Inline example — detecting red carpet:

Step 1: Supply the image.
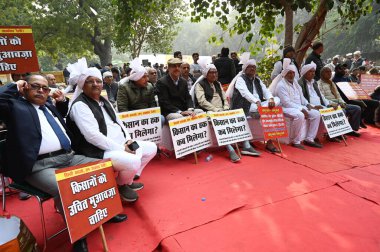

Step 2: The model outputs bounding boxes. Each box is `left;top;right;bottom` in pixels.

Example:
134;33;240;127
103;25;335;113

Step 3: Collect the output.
2;127;380;251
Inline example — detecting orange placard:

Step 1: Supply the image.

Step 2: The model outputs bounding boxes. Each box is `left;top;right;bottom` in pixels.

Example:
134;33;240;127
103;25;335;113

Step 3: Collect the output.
336;82;371;100
0;26;39;74
360;74;380;95
55;159;123;243
258;106;288;140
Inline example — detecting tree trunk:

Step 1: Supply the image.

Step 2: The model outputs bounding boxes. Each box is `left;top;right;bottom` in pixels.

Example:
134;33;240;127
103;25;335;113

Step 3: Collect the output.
92;36;112;67
294;0;329;66
283;1;293;46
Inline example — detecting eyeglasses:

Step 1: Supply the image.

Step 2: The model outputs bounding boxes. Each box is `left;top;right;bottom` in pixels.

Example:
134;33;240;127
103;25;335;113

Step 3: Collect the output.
28;83;50;93
84;79;103;85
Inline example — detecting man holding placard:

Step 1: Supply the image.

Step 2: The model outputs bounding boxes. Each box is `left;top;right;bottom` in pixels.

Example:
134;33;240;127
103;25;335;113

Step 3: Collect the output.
318;67;362;137
66;58;157;203
194;61;241;162
299;62;361;139
230;54;280;153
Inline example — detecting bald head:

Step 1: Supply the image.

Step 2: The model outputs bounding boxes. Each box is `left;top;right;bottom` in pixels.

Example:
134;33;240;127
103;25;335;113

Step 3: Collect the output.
45;74;57;87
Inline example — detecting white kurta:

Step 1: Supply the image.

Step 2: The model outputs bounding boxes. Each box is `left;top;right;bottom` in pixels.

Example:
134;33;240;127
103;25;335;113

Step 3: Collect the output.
70;100;157;185
276;79;321;144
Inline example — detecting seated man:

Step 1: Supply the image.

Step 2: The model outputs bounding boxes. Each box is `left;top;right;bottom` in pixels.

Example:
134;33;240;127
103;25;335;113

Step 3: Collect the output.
274;64;322;149
230;58;281;153
318;66;362;137
117;60;156;112
333;63;379;127
156;58;203;121
102;71;118;107
194;63;241;162
66;64;157;203
0;75;126;252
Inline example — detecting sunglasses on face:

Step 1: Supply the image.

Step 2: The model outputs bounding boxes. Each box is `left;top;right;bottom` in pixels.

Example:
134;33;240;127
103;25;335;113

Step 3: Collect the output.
28;83;50;93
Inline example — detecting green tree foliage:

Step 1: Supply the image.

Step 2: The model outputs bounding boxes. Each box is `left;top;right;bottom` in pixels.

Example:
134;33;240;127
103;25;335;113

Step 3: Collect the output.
113;0;185;58
190;0;380;65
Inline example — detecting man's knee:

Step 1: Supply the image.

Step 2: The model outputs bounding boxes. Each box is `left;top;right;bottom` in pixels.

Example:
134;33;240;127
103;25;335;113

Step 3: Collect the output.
166;113;183;121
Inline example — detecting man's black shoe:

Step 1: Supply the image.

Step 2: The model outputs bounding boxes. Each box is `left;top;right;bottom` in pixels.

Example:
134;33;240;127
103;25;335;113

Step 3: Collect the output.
107;214;127;223
360;121;367;128
346;131;361;137
19;192;31;200
73;238;88;252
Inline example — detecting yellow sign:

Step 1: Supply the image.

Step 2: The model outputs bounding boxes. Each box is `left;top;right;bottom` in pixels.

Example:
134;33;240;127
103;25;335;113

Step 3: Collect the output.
55;161;113;181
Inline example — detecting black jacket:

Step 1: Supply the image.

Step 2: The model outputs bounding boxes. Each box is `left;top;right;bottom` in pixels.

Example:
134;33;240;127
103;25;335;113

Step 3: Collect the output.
305;51;324;81
214;56;236;84
156;74;194;116
0;84;71;182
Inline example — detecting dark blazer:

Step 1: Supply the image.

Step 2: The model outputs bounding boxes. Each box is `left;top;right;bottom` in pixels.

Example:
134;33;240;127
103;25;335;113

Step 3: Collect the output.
214;56;236;84
0;83;70;182
156;74;194;116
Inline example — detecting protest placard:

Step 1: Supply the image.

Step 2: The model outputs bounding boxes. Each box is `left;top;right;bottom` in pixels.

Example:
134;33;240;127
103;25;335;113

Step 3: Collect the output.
118;107;162;143
209;109;252;146
0;26;39;73
320;106;353;138
55;159;123;243
336;82;371;100
360;74;380;95
258;107;288;140
169;113;212;158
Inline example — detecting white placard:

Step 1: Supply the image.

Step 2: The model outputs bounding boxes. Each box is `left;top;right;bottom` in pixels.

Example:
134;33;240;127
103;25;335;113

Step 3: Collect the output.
118;107;162;143
320;106;353;138
209;109;253;146
169;113;212;158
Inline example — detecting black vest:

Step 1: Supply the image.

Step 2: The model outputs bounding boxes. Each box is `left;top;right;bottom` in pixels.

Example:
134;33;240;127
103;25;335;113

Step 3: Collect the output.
66;93;126;159
231;75;265;115
194;79;225;110
300;77;325;106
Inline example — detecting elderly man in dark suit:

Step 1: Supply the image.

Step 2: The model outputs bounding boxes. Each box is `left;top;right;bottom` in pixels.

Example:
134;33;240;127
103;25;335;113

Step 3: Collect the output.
0;74;126;252
156;58;203;121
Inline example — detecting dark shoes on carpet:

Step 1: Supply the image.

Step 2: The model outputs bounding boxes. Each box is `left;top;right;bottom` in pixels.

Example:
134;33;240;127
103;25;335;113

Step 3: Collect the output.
346;131;361;137
303;140;323;148
128;182;144;191
265;141;281;153
133;174;140;180
328;137;341;143
291;143;306;150
229;151;241;162
73;238;88;252
107;213;128;223
18;192;31;200
241;147;261;156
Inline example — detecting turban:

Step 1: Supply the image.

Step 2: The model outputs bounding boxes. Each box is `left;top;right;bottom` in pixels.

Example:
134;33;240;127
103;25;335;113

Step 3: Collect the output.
300;61;316;77
119;58;147;85
198;57;217;77
67;57;102;103
242;59;257;72
269;58;297;95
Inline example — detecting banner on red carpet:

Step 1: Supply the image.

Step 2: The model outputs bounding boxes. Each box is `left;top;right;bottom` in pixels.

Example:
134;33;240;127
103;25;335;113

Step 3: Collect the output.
169;113;212;158
258;107;288;140
208;109;252;146
118;107;162;143
319;106;353;138
336;82;371;100
55;159;123;243
0;26;39;73
360;74;380;95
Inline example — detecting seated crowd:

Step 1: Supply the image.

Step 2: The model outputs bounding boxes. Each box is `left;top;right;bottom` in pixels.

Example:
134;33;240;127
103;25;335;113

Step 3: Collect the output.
1;44;379;252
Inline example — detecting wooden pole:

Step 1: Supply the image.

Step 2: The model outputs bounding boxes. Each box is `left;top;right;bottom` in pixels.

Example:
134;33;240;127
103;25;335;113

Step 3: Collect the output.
341;135;348;146
99;225;109;252
194;152;198;164
276;138;283;154
235;143;241;158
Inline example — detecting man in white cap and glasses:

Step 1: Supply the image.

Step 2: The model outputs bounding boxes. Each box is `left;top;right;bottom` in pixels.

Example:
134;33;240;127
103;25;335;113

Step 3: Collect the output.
271;59;322;150
157;58;203;121
66;58;157;204
351;51;364;69
230;54;281;153
102;71;118;107
193;60;241;162
117;59;156;112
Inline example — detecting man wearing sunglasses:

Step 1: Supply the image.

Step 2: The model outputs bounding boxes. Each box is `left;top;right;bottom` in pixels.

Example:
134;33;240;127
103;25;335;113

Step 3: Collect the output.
0;75;127;252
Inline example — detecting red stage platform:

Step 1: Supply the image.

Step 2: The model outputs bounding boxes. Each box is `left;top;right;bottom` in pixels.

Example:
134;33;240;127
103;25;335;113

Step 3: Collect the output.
2;127;380;252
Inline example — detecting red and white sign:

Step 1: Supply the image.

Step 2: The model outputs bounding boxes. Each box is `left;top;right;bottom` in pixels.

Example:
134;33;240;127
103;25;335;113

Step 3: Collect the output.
336;82;371;100
55;159;123;243
360;74;380;95
258;107;288;140
0;26;39;74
